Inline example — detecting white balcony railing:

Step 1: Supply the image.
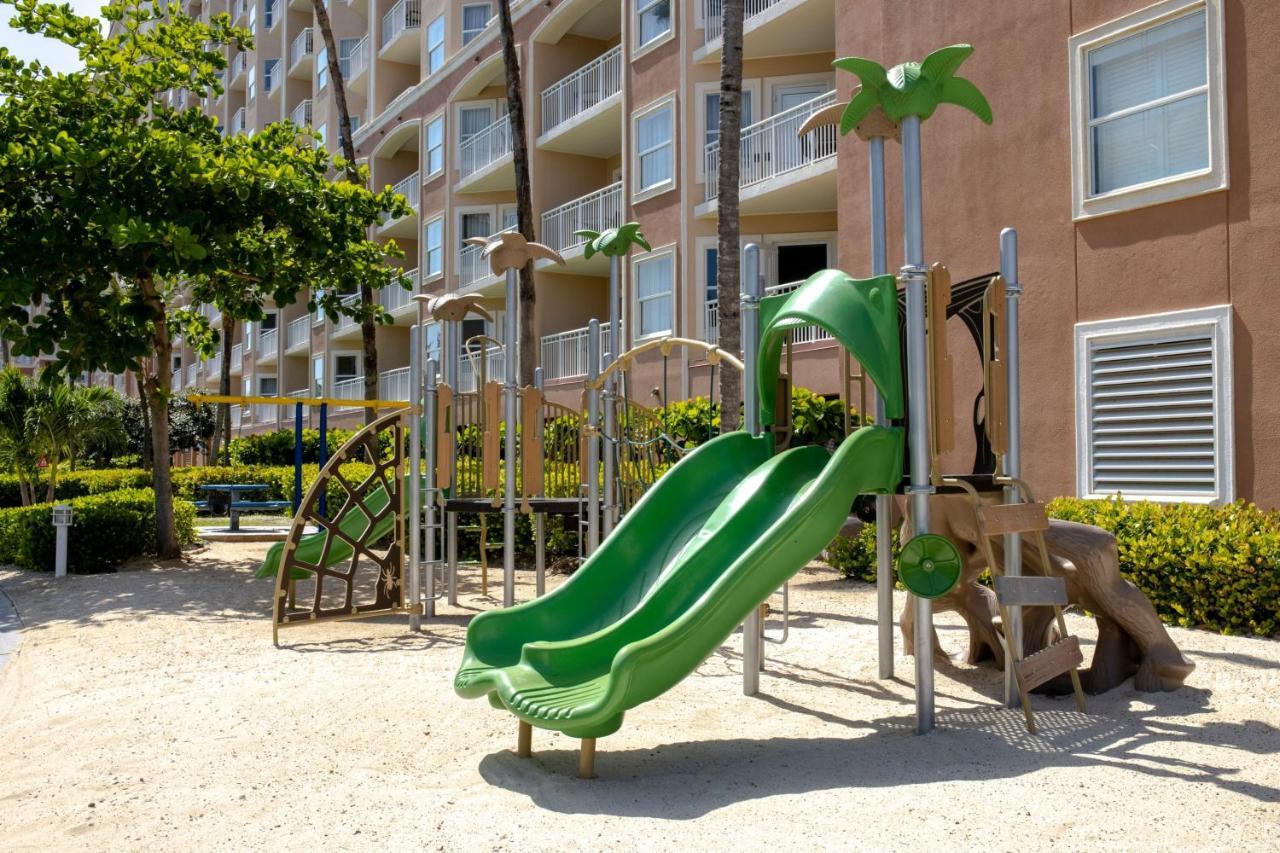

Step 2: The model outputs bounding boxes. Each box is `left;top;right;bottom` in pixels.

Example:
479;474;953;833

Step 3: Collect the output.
231;107;246;135
540;45;622;135
378;366;412;401
703;0;782;45
540;181;622;254
230;404;242;428
381;171;420;226
286;315;310;350
380;0;421;47
255;398;278;423
231;51;247;80
292;99;313;128
290;27;314;68
457;346;505;393
335;292;362;331
380;269;418;313
186;363;198;386
342;34;370;79
258;327;278;359
332;375;364;409
704;91;838;203
459;114;512;181
231;342;243;372
704;280;830;344
539;323;613;382
206;352;222;378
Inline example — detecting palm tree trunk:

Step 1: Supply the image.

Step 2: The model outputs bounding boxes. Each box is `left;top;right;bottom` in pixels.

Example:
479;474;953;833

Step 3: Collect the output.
213;312;234;465
496;0;537;387
716;0;745;432
138;274;181;559
311;0;379;424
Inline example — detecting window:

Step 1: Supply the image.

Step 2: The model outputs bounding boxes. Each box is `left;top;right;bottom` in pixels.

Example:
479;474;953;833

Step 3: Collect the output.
462;4;490;44
636;0;671;50
313;291;325;324
312;355;324;396
260;313;278;331
424;217;444;277
263;59;278;94
334;354;359;381
634;100;674;196
248;2;257;36
247;65;256;100
461;211;491;244
316;46;328;90
264;0;276;30
339;37;360;78
427;15;445;73
1069;0;1226;219
634;251;674;339
459;104;493;144
258;375;278;396
425;323;441;367
425;116;444;175
704;89;753;148
1074;304;1233;504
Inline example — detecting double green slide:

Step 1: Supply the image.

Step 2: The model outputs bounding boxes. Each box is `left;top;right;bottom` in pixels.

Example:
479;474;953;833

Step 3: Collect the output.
455;269;906;740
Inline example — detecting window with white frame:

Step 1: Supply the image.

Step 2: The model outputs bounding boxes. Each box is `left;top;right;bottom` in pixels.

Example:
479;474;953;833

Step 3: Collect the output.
704;89;753;148
247;64;256;100
316;46;328;90
460;210;491;244
424;217;444;277
248;2;257;36
258;375;278;396
312;355;324;395
427;16;445;73
263;58;279;94
634;250;674;339
458;103;494;146
339;37;360;77
1069;0;1226;219
425;115;444;175
334;353;359;381
462;3;490;44
1074;304;1233;504
264;0;276;30
634;99;674;196
636;0;671;50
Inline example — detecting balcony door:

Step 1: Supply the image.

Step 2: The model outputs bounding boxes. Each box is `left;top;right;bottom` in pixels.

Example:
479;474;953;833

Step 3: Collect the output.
774;242;828;289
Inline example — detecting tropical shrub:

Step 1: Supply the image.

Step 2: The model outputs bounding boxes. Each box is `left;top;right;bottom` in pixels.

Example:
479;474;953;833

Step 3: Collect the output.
0;488;197;573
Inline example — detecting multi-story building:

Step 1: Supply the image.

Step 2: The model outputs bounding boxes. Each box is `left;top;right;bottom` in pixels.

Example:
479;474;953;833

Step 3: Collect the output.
48;0;1280;507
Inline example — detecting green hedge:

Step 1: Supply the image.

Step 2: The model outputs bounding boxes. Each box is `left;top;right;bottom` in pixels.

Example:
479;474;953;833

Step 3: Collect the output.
0;489;197;573
824;497;1280;637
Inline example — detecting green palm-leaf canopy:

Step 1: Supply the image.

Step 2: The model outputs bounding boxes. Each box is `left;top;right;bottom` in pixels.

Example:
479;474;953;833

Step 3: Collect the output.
833;44;992;134
575;222;652;260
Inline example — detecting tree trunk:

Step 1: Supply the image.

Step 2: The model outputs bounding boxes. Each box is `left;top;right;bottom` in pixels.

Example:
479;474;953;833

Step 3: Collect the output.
496;0;537;387
215;312;234;465
360;291;378;425
716;0;745;432
138;373;154;473
138;275;181;559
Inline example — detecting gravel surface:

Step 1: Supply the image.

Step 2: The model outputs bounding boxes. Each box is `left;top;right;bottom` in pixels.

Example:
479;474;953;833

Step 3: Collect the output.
0;541;1276;851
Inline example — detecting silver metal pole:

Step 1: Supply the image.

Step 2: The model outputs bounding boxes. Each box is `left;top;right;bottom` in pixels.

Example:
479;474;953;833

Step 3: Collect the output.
446;319;459;606
741;243;763;696
584;320;601;554
424;358;438;618
602;254;621;536
408;324;422;631
901;115;935;734
503;268;518;608
869;135;894;681
534;366;546;597
1000;227;1023;706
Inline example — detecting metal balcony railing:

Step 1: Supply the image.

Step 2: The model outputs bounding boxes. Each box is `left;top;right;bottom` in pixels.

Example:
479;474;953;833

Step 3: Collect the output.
458;114;512;181
286;315;310;350
335;292;362;331
540;181;622;253
230;404;241;428
380;269;417;313
186;363;198;386
703;0;782;44
380;0;421;47
381;171;420;226
540;45;622;135
258;327;278;359
292;99;313;128
378;366;412;401
231;343;243;372
231;51;247;80
703;90;838;203
231;107;246;135
290;27;314;69
342;34;370;79
206;352;222;378
704;280;828;343
539;323;613;382
457;346;505;393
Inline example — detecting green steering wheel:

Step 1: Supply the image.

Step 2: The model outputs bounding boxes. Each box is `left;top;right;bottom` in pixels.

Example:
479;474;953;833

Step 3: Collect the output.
897;533;962;599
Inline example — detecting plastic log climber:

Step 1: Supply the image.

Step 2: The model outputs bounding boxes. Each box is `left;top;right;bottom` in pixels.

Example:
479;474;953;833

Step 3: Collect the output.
453;269;905;778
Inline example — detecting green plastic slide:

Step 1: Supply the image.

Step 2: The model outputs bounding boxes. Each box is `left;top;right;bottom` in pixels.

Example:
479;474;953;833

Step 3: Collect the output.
255;482;395;580
454;424;902;738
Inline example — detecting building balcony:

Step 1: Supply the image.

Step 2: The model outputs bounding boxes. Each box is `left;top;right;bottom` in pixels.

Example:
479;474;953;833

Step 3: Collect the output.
230;404;242;428
457;239;505;293
537;44;623;156
378;171;420;238
380;0;421;64
457;114;513;193
230;343;243;374
703;280;829;344
185;363;199;387
697;90;838;218
231;107;247;136
380;268;419;321
457;345;505;393
289;28;314;79
540;322;613;383
206;352;222;379
341;34;370;86
231;0;246;22
539;180;622;274
333;292;363;339
258;327;278;360
230;51;247;89
696;0;835;64
285;315;310;354
378;366;412;401
291;99;313;129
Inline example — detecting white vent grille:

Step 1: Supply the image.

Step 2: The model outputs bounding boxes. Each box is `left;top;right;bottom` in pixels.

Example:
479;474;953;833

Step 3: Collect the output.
1076;305;1233;504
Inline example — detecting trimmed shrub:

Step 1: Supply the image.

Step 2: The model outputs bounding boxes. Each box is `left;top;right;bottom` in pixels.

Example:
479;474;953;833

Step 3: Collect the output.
0;489;197;573
825;521;900;584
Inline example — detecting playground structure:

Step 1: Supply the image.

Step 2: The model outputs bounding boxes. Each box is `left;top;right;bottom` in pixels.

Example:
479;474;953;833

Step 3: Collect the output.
260;44;1194;776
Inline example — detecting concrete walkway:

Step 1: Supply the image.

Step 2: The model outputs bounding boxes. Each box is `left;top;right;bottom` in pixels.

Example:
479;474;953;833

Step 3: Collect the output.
0;587;20;674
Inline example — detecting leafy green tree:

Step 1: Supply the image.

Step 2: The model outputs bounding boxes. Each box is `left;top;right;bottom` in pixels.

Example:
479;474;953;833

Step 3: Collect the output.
0;0;409;556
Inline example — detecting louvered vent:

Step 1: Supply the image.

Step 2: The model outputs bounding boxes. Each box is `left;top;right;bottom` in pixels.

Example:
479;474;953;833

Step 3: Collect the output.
1087;334;1217;498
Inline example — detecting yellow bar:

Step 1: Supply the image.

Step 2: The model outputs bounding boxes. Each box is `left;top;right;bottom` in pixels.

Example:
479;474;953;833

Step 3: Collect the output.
188;393;415;411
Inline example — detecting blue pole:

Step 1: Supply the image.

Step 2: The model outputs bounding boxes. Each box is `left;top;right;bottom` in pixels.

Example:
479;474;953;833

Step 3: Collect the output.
318;403;328;517
293;401;303;514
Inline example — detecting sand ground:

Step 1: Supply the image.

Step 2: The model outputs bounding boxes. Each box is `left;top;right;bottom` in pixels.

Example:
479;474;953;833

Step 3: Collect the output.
0;540;1277;852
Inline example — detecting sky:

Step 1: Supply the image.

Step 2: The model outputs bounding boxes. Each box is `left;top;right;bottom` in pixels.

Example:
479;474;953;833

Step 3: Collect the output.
0;0;104;74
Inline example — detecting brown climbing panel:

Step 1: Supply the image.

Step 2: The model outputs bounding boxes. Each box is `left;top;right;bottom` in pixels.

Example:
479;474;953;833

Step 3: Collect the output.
521;385;544;511
482;381;501;496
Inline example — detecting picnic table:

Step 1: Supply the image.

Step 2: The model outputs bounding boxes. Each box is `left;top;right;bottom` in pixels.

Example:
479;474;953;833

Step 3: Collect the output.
198;484;289;531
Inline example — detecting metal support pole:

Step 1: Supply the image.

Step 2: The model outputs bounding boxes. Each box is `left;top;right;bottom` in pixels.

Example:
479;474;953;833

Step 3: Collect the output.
602;254;621;537
741;243;764;696
408;324;423;631
584;320;602;555
901;115;935;734
1000;227;1023;706
424;358;438;618
534;367;546;597
503;268;518;608
446;319;459;605
869;134;895;681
